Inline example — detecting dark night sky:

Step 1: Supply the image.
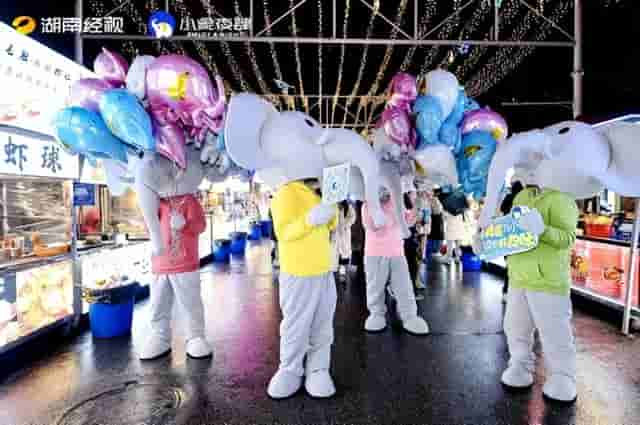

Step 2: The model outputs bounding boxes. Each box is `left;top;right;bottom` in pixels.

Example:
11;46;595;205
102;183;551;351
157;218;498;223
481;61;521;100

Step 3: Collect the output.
1;0;638;131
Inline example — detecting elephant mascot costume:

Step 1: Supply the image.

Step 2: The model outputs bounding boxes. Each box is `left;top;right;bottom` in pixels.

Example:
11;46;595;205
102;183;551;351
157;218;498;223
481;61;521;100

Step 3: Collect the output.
478;121;640;402
107;143;231;361
224;93;386;399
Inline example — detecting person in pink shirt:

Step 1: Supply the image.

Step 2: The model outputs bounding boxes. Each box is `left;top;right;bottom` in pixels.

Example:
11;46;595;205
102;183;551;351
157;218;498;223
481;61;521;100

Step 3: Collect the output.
362;188;430;335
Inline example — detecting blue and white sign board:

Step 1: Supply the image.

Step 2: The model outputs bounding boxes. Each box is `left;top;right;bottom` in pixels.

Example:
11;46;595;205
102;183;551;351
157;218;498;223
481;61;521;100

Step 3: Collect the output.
478;206;539;261
73;182;95;206
0;131;78;179
322;162;351;205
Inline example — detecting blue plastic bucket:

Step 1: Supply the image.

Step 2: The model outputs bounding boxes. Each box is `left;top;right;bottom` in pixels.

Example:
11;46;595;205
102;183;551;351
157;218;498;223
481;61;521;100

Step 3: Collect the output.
213;239;231;263
248;222;262;240
260;220;273;239
87;283;139;338
230;232;248;255
461;252;482;271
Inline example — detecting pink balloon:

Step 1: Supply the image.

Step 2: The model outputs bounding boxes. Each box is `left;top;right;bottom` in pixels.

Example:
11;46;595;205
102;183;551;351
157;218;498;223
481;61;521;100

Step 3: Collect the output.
389;72;417;110
153;120;187;169
381;106;415;150
146;55;225;141
461;107;509;141
68;78;114;111
94;48;129;87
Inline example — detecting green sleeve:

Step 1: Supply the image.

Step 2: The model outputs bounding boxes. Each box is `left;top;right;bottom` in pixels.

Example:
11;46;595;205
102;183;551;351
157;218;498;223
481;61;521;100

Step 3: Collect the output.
540;194;579;249
271;187;314;242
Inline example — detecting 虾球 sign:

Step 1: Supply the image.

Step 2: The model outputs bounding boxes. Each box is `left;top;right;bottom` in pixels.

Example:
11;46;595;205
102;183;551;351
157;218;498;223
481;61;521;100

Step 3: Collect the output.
478;206;539;261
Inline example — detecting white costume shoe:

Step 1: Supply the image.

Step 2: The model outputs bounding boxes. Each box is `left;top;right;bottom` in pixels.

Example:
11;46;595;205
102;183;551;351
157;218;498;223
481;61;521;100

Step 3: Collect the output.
186;337;213;359
501;364;534;388
267;369;303;399
364;314;387;332
139;337;171;360
305;370;336;398
543;375;577;403
402;317;430;335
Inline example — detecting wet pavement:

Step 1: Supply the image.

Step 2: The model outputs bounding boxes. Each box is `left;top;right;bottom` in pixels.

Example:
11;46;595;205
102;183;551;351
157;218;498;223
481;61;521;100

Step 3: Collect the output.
0;241;638;425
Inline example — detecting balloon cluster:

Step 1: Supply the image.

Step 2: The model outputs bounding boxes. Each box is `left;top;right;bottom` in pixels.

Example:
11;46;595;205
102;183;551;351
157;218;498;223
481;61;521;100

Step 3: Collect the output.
378;69;508;200
53;47;245;179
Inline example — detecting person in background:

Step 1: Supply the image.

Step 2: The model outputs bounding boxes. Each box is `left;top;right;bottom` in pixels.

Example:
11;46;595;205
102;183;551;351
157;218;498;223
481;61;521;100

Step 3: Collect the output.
80;206;101;235
403;191;423;297
499;179;525;302
334;201;356;282
427;191;445;263
350;200;366;285
362;187;429;335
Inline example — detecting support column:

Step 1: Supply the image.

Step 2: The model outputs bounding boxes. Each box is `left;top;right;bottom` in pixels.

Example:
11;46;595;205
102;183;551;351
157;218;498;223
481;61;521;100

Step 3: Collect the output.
75;0;84;65
494;0;500;40
622;199;640;335
572;0;583;118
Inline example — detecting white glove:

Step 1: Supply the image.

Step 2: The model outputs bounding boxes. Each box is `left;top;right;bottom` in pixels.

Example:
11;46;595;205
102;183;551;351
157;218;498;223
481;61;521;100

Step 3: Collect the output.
170;212;186;231
307;204;337;226
200;142;220;165
518;210;545;236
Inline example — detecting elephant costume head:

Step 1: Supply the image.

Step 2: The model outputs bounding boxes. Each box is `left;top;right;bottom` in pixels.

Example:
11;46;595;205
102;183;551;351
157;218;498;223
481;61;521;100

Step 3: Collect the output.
479;120;640;228
224;93;386;228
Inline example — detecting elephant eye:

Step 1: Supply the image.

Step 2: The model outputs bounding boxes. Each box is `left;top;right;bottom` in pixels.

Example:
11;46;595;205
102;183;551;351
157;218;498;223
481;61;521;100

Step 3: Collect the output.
558;127;570;134
304;119;316;127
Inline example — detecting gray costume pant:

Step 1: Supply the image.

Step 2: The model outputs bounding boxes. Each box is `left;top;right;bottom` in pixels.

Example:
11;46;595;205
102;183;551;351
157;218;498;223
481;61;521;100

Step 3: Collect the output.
278;272;337;377
148;271;206;344
505;287;577;384
364;256;418;322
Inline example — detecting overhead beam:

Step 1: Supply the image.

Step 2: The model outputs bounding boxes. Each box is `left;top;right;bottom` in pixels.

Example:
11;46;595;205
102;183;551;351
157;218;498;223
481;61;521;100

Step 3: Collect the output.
81;34;575;47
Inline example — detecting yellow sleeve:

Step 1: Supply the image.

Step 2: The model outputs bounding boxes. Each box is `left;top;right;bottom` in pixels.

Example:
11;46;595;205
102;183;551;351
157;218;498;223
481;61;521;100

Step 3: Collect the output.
327;211;338;231
271;186;314;242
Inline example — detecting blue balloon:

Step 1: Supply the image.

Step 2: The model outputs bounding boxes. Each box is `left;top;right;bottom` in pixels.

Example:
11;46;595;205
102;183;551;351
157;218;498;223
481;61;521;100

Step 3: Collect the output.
216;132;226;152
53;106;129;163
447;91;466;126
438;121;462;153
456;130;497;199
463;94;481;113
414;95;444;150
99;88;155;152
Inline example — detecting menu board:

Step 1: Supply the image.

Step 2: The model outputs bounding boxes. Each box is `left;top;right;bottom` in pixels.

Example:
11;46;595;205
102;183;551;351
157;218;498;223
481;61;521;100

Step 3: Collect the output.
571;239;639;307
0;22;96;136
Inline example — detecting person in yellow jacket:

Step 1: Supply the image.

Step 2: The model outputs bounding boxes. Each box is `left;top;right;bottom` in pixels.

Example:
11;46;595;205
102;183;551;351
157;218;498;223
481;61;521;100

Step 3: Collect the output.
267;179;339;399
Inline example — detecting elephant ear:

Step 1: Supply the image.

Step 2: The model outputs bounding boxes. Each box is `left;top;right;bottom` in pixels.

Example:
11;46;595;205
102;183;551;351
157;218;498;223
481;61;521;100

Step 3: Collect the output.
597;122;640;197
225;93;279;171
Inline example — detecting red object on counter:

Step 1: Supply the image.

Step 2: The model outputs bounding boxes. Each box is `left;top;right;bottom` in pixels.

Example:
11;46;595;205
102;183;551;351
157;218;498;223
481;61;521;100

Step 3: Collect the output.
584;223;613;238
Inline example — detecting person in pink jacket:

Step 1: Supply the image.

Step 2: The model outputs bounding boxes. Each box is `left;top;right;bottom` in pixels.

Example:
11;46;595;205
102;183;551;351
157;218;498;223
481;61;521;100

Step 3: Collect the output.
362;188;430;335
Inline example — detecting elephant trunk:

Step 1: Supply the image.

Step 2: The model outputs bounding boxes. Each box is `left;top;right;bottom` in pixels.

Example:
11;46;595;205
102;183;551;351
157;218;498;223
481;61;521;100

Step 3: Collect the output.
323;128;386;228
478;130;550;229
133;155;164;256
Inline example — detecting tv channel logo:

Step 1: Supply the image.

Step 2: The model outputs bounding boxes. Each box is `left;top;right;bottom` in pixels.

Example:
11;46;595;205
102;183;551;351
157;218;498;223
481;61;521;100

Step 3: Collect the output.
148;11;175;39
12;16;37;35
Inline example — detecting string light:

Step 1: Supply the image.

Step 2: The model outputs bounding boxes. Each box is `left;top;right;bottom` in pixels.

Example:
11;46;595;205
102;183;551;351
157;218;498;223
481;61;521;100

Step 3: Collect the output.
466;1;571;96
419;0;464;77
331;0;351;125
262;0;286;109
356;0;409;124
289;0;308;113
399;0;437;71
341;0;380;127
233;0;271;96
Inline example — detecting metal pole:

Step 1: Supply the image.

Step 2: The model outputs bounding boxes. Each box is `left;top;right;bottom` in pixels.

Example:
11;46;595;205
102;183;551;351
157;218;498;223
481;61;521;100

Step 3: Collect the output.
165;0;169;12
494;0;500;40
622;199;640;335
75;0;83;65
82;33;576;47
414;0;418;39
572;0;583;118
250;0;254;36
333;0;337;38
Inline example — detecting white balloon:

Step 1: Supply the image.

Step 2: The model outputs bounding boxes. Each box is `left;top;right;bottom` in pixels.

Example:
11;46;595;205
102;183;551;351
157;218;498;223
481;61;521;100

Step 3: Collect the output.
255;167;289;190
423;69;459;119
413;144;459;188
125;55;156;100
